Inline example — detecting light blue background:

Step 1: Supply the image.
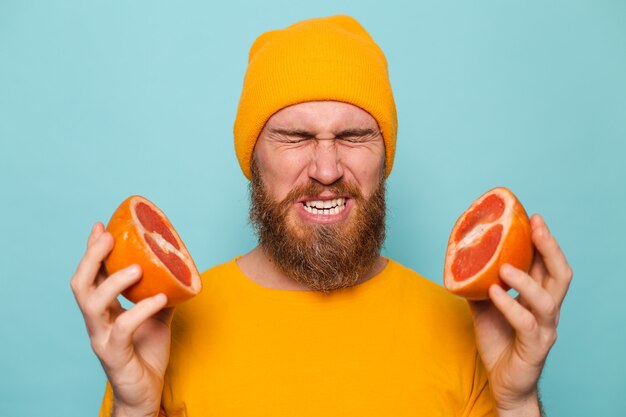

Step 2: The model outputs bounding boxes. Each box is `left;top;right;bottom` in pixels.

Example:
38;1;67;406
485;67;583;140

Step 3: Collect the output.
1;1;625;415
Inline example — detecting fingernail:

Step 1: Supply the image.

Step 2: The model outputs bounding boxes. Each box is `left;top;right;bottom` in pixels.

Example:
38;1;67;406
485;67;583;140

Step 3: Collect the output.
154;293;167;304
490;284;506;297
96;232;107;243
126;265;140;275
501;264;513;275
544;224;551;237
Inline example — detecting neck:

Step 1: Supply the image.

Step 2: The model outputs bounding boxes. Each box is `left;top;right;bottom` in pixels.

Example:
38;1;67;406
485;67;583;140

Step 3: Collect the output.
236;246;387;291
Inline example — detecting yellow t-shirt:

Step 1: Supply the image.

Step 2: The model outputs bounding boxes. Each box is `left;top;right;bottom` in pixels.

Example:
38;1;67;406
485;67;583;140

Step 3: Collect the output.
100;258;496;416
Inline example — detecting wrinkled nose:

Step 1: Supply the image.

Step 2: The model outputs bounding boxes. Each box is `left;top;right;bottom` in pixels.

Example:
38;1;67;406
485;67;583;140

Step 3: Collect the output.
307;139;344;185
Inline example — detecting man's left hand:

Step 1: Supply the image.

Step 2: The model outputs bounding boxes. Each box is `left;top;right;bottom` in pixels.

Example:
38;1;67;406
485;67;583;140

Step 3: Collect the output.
468;213;572;416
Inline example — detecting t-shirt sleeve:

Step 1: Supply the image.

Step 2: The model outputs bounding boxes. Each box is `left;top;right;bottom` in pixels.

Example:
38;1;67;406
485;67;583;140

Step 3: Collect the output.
462;352;498;417
98;381;114;417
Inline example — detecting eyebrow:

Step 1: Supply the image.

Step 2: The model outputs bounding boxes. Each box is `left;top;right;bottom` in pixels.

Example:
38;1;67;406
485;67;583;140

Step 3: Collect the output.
267;127;379;138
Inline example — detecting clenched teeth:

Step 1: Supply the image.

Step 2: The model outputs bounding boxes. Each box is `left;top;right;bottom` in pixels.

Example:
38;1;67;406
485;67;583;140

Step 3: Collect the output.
303;198;347;215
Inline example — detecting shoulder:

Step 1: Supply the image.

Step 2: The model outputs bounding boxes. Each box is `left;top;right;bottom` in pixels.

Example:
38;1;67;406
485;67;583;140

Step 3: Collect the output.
384;258;475;335
171;257;240;324
190;256;242;298
386;259;468;309
199;257;239;282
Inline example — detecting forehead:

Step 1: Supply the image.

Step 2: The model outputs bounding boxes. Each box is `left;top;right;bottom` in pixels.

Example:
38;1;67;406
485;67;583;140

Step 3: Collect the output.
265;101;379;131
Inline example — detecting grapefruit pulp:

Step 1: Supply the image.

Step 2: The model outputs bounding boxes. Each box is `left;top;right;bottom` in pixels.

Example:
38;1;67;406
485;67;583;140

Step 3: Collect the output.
443;187;533;300
104;195;202;306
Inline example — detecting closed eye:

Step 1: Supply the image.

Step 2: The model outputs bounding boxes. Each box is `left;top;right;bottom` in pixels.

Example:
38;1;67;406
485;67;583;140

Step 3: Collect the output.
267;127;381;144
268;128;316;143
335;128;382;143
337;135;371;144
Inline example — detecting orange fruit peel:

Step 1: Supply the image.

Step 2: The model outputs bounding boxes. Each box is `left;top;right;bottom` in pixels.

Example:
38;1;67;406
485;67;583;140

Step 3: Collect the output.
104;195;202;306
443;187;534;300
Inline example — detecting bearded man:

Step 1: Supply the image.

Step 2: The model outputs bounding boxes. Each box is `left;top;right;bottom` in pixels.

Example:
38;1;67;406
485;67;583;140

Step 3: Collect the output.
71;15;572;417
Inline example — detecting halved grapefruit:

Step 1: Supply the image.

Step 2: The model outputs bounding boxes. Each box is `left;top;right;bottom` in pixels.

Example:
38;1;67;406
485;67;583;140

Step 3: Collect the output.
443;187;534;300
104;195;202;306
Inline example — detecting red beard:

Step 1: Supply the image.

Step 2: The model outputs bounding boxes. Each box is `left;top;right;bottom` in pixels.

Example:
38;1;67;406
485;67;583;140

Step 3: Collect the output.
249;161;386;292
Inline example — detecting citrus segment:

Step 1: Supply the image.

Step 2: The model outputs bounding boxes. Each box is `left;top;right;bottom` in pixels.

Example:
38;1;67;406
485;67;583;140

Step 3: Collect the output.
452;224;502;281
444;187;533;300
104;195;202;306
454;194;505;243
136;202;180;250
144;233;192;286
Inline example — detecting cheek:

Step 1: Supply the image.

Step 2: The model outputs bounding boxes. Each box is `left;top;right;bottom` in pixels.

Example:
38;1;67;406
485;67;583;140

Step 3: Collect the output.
343;151;385;195
257;157;308;202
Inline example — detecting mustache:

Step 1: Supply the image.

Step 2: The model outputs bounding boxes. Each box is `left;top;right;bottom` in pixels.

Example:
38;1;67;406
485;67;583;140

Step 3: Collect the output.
280;180;364;207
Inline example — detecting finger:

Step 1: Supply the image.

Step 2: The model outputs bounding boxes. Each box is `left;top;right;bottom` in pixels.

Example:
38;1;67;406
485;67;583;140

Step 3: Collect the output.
94;264;109;287
85;265;142;320
528;249;548;284
488;284;538;341
519;250;546;311
530;214;573;303
86;222;105;249
153;307;176;327
500;264;558;328
71;232;114;299
108;294;169;350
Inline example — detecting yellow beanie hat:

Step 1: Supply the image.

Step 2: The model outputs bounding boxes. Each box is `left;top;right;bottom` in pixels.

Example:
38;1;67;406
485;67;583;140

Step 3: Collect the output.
233;15;398;179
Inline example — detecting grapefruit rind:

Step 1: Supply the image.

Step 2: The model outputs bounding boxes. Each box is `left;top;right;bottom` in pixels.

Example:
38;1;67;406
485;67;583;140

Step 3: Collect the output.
104;195;202;307
443;187;533;300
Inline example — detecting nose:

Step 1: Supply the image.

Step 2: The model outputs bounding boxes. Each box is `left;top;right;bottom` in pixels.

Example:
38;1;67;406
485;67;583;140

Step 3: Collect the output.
307;138;344;185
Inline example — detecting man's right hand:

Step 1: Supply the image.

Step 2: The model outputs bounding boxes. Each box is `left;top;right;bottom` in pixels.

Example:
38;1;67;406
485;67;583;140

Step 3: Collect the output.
71;222;173;417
